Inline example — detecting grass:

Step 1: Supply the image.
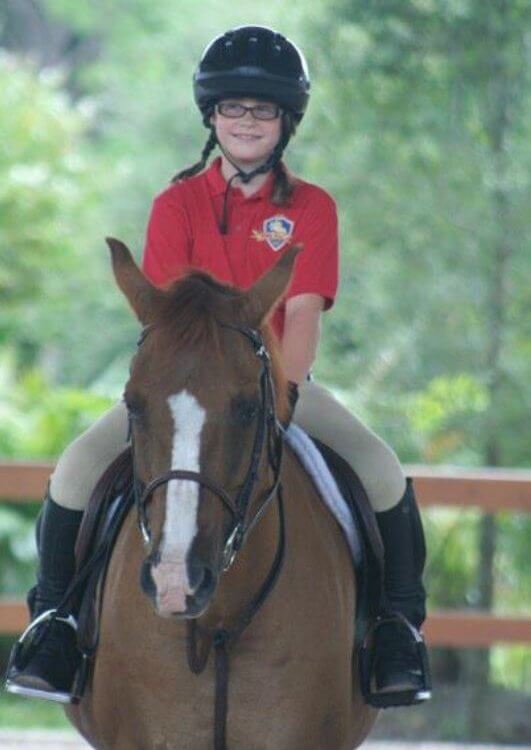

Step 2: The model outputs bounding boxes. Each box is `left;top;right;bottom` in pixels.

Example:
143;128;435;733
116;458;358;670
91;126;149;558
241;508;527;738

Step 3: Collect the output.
0;692;72;729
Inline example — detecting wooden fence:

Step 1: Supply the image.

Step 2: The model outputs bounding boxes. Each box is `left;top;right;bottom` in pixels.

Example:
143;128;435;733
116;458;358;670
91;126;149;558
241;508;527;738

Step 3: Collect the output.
1;461;530;646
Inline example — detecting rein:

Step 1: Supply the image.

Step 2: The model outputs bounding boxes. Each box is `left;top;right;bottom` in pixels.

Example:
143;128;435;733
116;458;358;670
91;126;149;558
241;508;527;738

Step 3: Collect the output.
127;322;286;750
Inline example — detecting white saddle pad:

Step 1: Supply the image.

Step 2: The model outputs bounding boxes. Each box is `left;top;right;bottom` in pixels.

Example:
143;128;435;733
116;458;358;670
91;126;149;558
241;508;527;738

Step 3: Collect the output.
285;424;362;567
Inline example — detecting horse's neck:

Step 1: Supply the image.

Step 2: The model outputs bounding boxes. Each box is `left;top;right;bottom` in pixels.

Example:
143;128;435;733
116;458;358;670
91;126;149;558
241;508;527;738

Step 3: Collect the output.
197;448;334;633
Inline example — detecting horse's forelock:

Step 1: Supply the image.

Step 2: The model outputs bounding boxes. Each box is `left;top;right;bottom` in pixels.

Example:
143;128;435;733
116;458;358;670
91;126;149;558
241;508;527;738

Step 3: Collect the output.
147;271;289;419
152;272;234;350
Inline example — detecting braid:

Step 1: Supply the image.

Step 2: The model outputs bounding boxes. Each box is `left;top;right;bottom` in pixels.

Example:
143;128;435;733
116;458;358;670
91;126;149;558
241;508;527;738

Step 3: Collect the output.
271;161;295;206
170;127;217;183
271;111;297;205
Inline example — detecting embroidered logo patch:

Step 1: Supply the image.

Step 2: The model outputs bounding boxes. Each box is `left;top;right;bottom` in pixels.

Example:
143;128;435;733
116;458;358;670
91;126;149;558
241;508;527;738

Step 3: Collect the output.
252;215;294;251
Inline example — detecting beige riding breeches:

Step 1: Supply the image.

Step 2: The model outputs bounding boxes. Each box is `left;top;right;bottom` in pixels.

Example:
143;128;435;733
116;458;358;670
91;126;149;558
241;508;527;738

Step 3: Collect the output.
49;380;405;513
295;381;405;511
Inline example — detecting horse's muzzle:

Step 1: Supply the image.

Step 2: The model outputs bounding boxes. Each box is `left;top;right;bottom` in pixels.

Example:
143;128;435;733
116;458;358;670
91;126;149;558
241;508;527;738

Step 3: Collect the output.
141;554;218;618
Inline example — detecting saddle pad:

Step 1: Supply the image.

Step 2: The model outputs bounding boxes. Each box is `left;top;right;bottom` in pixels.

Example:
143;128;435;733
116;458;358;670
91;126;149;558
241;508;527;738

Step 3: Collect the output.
285;423;362;568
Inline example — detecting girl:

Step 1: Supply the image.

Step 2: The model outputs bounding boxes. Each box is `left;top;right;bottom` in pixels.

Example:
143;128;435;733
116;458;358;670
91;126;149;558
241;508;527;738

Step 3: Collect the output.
7;25;430;708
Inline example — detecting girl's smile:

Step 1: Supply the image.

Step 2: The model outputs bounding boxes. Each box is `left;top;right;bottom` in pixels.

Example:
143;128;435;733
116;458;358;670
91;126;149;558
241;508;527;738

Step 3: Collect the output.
231;133;262;140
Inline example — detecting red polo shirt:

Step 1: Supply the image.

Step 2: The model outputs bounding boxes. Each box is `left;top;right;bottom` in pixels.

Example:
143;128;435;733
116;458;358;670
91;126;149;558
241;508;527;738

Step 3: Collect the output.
142;157;338;338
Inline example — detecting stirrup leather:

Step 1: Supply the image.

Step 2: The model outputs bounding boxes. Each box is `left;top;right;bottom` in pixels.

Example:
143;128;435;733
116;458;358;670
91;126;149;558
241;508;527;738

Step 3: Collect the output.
4;608;84;705
359;612;432;708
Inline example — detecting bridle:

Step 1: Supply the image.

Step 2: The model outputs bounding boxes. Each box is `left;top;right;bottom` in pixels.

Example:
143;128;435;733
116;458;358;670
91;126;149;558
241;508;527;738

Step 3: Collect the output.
128;322;284;571
126;321;287;750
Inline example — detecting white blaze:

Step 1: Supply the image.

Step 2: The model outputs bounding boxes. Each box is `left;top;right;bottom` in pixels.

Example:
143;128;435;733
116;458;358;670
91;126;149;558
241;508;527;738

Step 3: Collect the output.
153;390;206;612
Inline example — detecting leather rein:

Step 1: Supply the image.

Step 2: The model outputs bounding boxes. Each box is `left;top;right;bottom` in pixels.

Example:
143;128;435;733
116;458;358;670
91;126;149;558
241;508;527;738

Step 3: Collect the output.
127;323;287;750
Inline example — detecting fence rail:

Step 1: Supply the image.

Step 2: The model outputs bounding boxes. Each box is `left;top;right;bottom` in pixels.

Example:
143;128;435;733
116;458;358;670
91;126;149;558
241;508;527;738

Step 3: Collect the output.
1;461;531;645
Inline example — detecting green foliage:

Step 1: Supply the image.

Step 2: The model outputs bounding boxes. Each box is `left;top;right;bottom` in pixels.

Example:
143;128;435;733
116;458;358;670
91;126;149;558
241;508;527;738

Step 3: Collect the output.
305;0;531;468
0;50;137;385
492;646;531;692
496;513;531;616
408;374;489;463
0;350;112;460
424;509;478;608
0;505;36;594
0;54;91;349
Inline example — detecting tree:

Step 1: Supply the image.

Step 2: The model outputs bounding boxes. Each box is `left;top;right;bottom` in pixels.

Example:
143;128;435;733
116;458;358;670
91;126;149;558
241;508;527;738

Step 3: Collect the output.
303;0;531;735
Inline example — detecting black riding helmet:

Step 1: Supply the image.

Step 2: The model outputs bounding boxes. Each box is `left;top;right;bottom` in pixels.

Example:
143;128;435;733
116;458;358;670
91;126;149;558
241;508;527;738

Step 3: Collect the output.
193;25;311;126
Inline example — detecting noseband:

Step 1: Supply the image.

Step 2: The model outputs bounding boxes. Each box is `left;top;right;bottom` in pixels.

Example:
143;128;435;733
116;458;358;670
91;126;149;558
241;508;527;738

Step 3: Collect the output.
128;323;284;572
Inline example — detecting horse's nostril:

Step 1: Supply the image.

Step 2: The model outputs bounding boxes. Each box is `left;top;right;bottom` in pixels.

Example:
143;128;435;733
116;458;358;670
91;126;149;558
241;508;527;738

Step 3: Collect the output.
189;559;212;590
140;559;156;599
196;567;214;595
189;565;216;608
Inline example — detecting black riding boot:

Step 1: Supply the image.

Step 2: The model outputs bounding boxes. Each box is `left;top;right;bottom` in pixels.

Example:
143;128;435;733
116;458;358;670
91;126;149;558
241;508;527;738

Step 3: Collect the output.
368;478;432;707
5;489;84;703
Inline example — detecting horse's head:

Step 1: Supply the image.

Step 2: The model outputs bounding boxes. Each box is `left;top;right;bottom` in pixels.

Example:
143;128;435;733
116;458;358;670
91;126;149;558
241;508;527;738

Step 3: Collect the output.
107;237;301;619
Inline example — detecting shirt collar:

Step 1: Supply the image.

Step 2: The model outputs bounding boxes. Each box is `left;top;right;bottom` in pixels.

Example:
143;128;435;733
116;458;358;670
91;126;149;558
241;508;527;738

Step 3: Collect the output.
205;156;276;202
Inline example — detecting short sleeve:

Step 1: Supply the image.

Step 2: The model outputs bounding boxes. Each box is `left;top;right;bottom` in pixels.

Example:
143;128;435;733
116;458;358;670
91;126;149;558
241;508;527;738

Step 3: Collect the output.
286;190;339;310
141;190;192;288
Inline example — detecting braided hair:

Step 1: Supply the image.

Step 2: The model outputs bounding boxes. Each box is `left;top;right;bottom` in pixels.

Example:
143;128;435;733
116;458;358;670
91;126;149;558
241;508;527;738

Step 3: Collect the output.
271;112;297;206
170;121;217;182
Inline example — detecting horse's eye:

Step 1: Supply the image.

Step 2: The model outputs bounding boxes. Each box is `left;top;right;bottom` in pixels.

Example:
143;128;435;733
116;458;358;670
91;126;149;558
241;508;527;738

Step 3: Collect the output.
124;393;145;423
233;397;259;426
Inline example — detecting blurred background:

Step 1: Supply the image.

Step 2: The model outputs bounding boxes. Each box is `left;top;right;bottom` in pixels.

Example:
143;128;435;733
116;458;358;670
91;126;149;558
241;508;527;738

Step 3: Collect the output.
0;0;530;745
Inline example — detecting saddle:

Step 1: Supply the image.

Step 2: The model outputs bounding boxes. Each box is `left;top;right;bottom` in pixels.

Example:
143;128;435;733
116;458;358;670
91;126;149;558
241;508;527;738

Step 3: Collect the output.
67;438;385;699
309;437;385;643
66;448;135;698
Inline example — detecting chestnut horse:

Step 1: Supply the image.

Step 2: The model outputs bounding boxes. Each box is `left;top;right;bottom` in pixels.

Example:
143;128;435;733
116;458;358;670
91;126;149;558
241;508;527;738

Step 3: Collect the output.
66;239;377;749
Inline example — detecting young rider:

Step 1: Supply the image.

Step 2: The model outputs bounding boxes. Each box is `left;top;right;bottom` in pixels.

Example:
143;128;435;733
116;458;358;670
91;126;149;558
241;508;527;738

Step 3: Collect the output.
6;25;430;708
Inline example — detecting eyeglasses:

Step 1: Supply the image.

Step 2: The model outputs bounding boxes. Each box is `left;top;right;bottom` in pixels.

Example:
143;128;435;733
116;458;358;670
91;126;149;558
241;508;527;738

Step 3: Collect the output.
216;101;281;121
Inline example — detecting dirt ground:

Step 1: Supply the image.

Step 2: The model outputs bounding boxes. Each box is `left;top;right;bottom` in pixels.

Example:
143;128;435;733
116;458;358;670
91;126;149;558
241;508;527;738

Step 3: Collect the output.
0;734;528;750
371;684;531;745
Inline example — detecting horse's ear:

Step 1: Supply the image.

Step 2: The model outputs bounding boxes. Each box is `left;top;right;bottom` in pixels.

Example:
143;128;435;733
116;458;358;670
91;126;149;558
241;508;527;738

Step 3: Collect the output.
106;237;165;325
243;244;303;327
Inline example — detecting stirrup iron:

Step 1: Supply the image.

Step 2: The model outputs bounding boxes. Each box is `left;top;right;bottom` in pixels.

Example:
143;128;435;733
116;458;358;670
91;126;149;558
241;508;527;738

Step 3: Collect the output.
359;612;432;708
4;609;80;704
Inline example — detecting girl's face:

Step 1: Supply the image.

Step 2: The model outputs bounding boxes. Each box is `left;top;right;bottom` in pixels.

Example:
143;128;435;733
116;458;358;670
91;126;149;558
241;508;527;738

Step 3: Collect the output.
210;97;282;169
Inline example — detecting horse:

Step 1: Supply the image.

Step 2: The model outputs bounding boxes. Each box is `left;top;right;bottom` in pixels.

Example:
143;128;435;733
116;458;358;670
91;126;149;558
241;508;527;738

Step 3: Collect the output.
66;238;377;749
